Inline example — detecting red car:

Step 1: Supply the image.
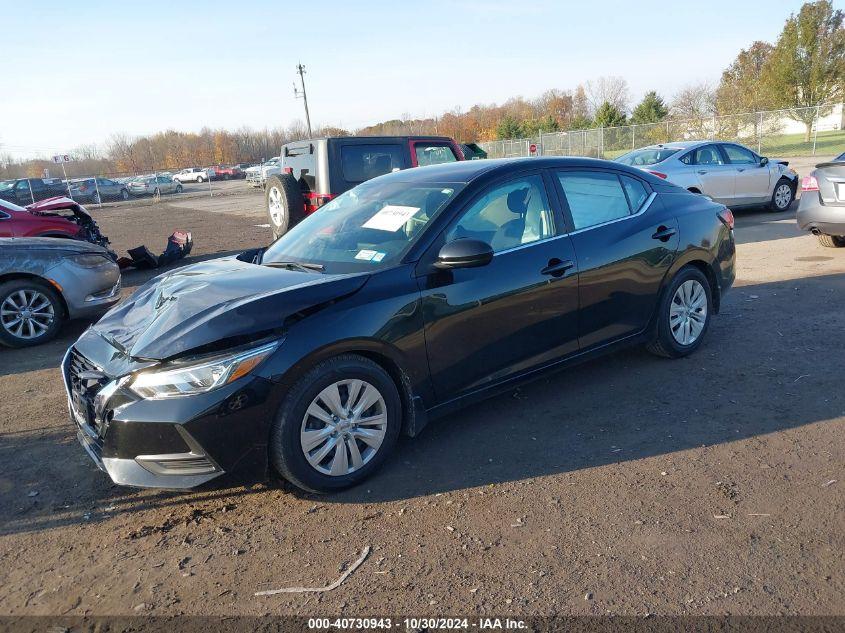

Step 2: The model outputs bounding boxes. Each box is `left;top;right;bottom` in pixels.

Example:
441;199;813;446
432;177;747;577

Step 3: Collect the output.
0;196;111;249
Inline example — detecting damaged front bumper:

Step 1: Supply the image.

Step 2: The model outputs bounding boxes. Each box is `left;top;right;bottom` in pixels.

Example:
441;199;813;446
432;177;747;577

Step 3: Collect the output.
61;334;277;489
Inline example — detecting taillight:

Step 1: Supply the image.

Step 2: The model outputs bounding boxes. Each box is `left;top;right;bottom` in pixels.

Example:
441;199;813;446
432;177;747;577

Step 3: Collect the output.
801;175;819;191
648;170;668;179
717;207;735;230
283;167;293;174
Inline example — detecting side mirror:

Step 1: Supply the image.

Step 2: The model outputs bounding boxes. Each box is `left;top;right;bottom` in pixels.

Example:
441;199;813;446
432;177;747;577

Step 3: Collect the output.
434;239;494;270
759;156;769;166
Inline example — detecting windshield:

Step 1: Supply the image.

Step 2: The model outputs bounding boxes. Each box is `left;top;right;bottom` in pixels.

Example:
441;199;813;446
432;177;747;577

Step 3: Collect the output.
262;179;463;273
0;181;14;192
616;147;681;166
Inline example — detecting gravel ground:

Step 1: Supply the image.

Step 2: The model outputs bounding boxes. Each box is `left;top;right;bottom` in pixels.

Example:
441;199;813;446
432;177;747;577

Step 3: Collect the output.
0;188;843;618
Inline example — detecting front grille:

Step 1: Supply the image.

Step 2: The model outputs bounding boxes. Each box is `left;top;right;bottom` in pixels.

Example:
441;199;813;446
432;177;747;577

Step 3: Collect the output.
67;348;110;437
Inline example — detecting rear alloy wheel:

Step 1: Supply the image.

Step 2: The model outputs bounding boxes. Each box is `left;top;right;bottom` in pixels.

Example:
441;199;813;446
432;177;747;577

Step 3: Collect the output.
197;175;205;183
818;234;845;248
647;266;712;358
0;280;63;348
175;184;183;194
770;179;794;211
270;354;401;493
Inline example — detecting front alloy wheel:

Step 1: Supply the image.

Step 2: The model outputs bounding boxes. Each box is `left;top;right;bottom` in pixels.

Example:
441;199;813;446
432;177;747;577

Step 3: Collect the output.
0;280;63;348
270;354;401;493
772;181;794;211
300;379;387;476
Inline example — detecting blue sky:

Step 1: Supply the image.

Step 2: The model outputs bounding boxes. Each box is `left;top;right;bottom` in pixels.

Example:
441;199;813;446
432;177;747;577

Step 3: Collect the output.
0;0;830;158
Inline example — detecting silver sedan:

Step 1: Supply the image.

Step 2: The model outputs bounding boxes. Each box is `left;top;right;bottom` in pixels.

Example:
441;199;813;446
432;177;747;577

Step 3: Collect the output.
0;238;121;347
616;141;799;211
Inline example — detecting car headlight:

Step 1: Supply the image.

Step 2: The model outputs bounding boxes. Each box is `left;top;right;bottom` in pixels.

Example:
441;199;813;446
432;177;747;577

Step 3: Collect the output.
129;341;278;399
66;253;112;268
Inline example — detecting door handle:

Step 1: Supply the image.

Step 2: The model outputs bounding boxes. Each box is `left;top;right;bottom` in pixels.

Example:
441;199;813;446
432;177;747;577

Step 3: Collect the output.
652;226;677;241
541;258;575;277
697;170;707;175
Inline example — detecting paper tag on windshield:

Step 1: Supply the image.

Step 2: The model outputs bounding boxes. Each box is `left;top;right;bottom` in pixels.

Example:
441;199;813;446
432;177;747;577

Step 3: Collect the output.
362;205;419;232
355;249;378;261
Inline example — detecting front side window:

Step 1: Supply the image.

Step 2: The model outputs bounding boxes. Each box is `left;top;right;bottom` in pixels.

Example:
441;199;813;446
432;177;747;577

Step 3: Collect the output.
415;144;458;167
262;179;462;273
557;171;631;230
446;175;554;253
340;144;404;182
721;144;757;165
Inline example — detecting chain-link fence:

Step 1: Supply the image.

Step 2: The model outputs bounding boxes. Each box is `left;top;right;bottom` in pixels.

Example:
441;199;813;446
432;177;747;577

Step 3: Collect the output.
481;104;845;160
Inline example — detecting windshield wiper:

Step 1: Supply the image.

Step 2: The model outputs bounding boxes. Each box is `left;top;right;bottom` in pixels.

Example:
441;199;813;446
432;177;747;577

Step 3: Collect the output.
263;261;325;272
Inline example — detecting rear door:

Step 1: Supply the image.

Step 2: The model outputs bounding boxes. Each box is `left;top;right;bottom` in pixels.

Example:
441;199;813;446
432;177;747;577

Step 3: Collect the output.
684;144;735;204
552;168;678;349
418;171;579;401
720;143;770;203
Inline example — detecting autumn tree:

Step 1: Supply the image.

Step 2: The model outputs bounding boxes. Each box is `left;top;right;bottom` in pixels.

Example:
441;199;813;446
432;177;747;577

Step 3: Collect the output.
716;41;774;114
759;0;845;140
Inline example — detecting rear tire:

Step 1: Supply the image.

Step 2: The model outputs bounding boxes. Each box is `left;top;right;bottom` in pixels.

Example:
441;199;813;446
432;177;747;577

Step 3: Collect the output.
770;178;795;212
175;184;183;194
818;234;845;248
197;175;205;183
646;266;713;359
120;188;129;200
269;354;402;494
265;173;305;240
0;279;64;348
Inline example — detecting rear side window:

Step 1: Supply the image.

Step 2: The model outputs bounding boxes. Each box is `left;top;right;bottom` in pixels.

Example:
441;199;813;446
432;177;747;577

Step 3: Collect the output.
690;145;724;166
616;148;679;166
283;143;317;192
415;143;458;167
557;171;631;230
341;145;404;182
620;175;649;212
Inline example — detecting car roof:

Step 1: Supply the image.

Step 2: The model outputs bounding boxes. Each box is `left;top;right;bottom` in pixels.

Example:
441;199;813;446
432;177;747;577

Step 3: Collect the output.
374;156;668;186
283;135;457;147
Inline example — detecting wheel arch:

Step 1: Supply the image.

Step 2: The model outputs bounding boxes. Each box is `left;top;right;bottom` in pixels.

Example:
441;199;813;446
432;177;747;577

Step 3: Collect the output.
687;187;702;194
275;338;427;440
666;252;721;314
0;272;69;318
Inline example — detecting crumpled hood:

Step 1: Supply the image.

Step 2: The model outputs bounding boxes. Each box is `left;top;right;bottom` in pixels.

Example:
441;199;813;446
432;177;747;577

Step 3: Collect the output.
93;257;369;360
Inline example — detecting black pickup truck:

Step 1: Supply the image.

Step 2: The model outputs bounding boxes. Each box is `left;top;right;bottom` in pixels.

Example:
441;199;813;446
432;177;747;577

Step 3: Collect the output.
0;178;69;205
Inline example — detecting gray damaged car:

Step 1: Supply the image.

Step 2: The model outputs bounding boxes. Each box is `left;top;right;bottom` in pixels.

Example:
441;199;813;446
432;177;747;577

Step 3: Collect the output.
616;141;798;211
0;238;121;348
797;152;845;248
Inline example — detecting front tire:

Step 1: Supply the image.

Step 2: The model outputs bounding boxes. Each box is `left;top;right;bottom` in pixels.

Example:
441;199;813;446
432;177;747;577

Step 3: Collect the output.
646;266;713;359
197;175;205;183
175;184;183;193
818;234;845;248
770;178;795;212
120;188;129;200
0;279;64;348
265;173;305;240
269;354;402;494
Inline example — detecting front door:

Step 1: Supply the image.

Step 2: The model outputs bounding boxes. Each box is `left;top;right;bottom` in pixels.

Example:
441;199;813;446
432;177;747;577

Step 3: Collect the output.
552;168;678;349
419;173;579;401
721;143;771;203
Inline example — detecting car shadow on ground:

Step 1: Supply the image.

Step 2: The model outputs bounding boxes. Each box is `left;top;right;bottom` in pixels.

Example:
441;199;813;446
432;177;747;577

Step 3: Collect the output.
1;271;843;536
729;199;802;245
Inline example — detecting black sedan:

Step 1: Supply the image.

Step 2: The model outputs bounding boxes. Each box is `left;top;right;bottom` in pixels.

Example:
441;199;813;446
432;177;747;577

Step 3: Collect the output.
63;158;736;493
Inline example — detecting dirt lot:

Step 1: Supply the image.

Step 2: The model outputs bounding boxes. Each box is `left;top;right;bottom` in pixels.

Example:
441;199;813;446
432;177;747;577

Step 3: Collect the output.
0;185;843;618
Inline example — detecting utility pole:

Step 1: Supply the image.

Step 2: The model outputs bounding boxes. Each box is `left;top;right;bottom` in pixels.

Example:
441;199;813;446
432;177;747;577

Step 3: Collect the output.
294;63;313;139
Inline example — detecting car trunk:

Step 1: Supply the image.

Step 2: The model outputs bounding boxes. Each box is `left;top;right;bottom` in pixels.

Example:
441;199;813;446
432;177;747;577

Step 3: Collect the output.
814;162;845;206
